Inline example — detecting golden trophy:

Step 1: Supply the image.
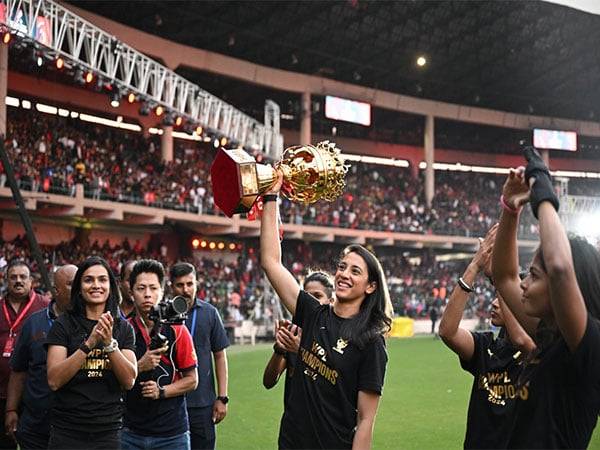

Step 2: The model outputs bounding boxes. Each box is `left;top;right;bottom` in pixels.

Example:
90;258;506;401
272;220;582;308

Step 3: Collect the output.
210;141;348;217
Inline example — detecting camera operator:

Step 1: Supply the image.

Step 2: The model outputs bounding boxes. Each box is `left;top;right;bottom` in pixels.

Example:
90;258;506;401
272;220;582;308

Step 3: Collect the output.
123;260;198;450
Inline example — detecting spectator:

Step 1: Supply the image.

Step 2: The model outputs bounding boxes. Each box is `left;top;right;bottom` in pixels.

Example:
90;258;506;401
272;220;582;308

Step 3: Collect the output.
170;262;229;450
0;261;48;450
5;264;77;450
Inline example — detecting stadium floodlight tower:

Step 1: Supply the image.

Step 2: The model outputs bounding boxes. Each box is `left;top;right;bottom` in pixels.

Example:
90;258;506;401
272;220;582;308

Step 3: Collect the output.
556;177;600;244
0;0;283;155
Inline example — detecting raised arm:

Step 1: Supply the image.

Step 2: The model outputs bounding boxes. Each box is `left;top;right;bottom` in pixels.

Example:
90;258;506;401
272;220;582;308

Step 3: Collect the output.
536;203;586;351
492;167;539;336
525;147;586;351
498;295;536;354
260;170;300;315
439;224;497;361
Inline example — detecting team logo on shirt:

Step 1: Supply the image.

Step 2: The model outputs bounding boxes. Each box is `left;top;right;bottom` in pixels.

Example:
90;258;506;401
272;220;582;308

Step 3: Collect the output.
299;340;339;385
80;348;112;378
333;338;348;354
477;370;529;405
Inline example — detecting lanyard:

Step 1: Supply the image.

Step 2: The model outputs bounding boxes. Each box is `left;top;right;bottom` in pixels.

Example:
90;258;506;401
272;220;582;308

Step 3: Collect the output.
2;294;35;335
46;307;54;329
133;315;152;347
187;308;198;339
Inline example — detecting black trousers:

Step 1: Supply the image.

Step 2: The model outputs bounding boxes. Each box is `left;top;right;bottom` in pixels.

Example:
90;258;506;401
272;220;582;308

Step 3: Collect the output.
15;429;48;450
48;426;121;450
188;406;215;450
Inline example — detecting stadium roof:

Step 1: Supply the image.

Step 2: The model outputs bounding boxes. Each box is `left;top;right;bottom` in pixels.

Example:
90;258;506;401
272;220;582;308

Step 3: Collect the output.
73;1;600;123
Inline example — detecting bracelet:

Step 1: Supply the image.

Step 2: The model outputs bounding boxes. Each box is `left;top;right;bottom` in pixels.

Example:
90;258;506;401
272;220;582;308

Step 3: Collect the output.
273;343;287;356
457;277;474;293
500;195;520;215
79;341;92;355
5;409;16;414
262;194;279;203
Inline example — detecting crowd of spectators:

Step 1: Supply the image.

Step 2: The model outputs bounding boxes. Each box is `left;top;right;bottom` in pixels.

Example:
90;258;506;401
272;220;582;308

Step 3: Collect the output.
4;109;216;214
5;109;599;240
3;106;600;326
0;235;497;326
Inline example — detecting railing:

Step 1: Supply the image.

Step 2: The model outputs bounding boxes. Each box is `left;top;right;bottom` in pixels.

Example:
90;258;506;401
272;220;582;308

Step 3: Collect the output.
1;183;541;248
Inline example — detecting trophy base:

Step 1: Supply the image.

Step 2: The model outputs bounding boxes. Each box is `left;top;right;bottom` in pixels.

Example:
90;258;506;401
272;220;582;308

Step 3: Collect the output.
211;149;260;217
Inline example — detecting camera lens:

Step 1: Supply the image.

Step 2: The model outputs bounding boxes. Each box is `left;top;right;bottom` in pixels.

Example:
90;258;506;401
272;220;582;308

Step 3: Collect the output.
171;296;188;315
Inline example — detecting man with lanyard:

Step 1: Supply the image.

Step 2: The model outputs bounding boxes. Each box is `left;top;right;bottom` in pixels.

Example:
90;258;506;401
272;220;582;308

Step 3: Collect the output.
123;259;198;450
0;261;48;450
119;261;136;320
169;262;229;450
5;265;77;450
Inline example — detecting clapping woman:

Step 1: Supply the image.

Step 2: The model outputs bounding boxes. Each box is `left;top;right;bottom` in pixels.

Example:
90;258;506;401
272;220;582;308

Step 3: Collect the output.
46;256;137;449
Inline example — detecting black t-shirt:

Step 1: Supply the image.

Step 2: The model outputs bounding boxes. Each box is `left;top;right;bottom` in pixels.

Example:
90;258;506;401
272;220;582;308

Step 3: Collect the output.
45;313;135;432
279;290;388;450
282;352;297;409
459;330;525;449
508;315;600;449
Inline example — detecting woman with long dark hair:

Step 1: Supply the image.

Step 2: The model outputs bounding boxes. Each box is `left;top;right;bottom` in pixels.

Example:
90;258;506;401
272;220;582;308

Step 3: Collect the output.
260;174;393;450
492;148;600;448
46;256;137;449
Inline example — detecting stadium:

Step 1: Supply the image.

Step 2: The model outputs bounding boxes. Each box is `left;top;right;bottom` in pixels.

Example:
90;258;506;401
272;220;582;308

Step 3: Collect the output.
0;0;599;449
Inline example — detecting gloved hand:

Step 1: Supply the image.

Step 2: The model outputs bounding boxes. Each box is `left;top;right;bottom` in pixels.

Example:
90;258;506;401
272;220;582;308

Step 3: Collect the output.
523;146;559;219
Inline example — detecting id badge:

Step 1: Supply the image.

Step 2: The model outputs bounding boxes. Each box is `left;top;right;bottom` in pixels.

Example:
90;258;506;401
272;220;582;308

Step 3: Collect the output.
3;336;14;358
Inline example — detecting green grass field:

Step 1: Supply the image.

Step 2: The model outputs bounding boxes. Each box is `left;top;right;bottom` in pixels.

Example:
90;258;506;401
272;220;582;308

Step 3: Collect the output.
218;336;600;449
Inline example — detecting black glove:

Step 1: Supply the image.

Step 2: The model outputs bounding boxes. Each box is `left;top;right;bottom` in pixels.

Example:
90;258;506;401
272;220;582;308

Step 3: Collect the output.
523;146;559;219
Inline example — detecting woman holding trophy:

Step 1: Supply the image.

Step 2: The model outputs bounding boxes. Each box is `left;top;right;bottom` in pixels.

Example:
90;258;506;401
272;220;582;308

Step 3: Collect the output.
211;140;393;449
259;172;392;449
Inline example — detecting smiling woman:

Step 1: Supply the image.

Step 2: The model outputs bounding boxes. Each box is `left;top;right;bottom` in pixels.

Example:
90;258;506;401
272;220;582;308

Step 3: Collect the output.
45;256;138;450
259;170;393;450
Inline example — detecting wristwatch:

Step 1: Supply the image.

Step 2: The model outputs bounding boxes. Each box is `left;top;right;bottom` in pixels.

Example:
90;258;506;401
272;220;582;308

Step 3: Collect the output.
216;395;229;405
103;338;119;354
158;385;166;400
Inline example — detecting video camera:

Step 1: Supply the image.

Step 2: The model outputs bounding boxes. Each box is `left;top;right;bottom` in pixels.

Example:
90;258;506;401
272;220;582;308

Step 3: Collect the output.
149;295;188;324
148;295;188;350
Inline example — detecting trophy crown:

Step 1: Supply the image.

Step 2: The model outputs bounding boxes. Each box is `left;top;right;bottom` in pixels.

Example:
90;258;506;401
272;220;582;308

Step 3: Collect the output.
278;140;348;204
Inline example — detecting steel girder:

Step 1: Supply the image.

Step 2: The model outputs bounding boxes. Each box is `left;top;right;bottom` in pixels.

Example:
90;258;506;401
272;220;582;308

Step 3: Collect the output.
0;0;282;154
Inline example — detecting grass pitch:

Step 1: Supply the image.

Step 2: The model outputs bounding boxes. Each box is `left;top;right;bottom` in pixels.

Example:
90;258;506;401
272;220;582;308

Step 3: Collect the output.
218;336;600;449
